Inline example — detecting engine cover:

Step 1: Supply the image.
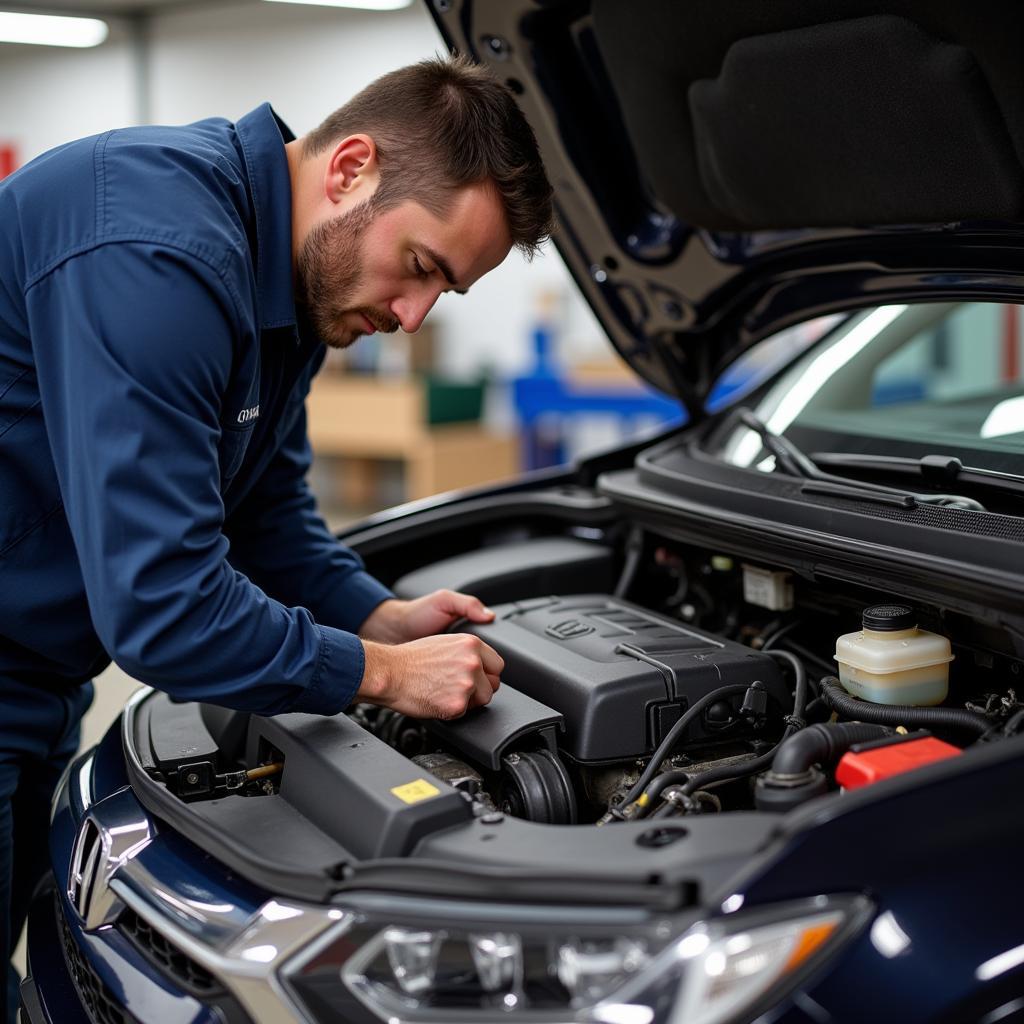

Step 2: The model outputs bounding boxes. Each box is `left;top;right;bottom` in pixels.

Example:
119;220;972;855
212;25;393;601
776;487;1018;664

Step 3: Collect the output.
465;595;788;763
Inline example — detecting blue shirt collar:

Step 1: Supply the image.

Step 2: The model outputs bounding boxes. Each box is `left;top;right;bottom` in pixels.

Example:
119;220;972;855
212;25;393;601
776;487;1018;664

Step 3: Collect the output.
235;103;298;332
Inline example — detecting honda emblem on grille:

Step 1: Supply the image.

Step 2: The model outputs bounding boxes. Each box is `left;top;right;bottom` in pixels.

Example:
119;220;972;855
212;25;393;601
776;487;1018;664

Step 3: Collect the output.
68;818;103;921
67;794;153;931
545;618;594;640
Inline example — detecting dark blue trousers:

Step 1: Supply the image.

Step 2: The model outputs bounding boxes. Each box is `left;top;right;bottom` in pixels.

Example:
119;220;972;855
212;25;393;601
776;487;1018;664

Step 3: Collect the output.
1;678;93;1024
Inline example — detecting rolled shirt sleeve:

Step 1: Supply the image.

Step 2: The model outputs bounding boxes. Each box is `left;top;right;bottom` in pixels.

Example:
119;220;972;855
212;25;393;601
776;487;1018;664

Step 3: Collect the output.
26;242;369;715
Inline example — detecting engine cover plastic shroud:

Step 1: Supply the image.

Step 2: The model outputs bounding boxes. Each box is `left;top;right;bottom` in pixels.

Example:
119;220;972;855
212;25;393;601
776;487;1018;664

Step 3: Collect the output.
464;595;788;764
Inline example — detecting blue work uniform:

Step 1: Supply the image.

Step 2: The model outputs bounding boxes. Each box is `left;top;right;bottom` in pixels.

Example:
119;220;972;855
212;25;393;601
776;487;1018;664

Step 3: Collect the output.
0;104;394;1019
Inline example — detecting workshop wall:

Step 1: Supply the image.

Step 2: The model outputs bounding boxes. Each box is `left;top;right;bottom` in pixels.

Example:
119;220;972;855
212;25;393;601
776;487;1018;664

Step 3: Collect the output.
0;2;674;808
0;1;603;380
144;0;603;379
0;19;137;168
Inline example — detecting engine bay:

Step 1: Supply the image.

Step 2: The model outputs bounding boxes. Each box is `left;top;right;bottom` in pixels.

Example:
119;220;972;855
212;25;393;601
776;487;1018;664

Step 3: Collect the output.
132;527;1024;858
350;566;1014;828
355;594;792;825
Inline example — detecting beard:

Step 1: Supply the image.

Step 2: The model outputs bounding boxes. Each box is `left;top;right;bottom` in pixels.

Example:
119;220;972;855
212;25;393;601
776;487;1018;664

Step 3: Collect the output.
294;198;400;349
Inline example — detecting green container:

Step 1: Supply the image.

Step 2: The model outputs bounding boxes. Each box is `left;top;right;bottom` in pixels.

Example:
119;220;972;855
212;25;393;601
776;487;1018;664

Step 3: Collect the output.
424;376;485;425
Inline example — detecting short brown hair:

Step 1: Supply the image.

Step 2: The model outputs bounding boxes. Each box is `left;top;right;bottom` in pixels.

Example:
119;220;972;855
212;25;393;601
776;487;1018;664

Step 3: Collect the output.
304;55;553;258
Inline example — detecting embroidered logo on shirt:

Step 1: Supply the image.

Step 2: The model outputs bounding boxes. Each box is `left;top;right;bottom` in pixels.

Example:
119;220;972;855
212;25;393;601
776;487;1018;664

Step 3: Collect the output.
237;404;260;424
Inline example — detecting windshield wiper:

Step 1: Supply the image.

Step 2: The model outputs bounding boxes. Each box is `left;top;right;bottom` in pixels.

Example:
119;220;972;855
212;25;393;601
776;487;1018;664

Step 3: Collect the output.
811;452;1024;502
732;409;988;512
736;409;822;479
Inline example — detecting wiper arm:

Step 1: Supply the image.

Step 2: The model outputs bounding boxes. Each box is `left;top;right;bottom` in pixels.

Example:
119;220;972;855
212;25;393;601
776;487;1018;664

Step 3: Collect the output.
812;452;1024;504
737;409;824;479
731;409;987;512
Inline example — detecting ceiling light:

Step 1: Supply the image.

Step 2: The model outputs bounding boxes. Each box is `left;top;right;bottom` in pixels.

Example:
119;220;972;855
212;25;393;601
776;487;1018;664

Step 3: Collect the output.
0;12;108;48
262;0;413;10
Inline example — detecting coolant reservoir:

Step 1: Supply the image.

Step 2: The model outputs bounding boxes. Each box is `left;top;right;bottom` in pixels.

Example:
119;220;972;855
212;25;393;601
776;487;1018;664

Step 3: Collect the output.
835;605;953;706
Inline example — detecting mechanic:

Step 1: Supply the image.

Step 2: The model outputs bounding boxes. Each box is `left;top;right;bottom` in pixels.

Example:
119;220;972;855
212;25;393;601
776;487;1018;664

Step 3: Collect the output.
0;55;553;1021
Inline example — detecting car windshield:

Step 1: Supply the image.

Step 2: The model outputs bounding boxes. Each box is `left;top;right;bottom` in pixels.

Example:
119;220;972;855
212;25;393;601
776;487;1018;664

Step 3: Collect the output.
711;301;1024;477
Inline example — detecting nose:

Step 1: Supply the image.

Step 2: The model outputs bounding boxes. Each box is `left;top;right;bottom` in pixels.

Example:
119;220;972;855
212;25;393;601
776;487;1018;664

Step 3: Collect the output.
390;287;440;335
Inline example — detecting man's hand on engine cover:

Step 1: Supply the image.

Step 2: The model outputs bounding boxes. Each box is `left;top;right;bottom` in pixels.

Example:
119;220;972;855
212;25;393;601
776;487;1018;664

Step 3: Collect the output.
355;590;503;719
360;589;495;643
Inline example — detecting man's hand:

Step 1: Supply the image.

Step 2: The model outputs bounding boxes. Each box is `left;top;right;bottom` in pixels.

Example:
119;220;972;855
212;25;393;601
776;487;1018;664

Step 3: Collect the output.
358;634;503;719
359;589;495;644
355;590;502;719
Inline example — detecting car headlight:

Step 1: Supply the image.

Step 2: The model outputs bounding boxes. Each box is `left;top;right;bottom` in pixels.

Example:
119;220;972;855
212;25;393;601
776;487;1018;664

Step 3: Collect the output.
283;895;868;1024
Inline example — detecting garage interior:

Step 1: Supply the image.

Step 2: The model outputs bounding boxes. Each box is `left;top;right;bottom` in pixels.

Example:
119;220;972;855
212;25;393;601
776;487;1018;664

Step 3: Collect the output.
0;0;685;870
6;4;1024;1022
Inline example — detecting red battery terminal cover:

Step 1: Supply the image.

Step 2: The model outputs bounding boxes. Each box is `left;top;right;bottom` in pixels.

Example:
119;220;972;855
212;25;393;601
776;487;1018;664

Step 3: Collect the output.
836;734;961;790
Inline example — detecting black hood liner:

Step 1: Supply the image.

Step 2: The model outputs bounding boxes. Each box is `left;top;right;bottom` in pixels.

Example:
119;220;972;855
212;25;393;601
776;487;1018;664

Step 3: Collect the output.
593;2;1024;231
428;1;1024;409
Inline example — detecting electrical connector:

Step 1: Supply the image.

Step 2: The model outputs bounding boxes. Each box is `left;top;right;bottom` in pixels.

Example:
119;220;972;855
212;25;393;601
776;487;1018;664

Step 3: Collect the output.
740;681;768;728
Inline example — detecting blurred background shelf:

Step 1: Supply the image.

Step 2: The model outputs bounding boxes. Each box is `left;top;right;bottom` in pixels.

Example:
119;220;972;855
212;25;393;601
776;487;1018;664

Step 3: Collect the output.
306;374;518;507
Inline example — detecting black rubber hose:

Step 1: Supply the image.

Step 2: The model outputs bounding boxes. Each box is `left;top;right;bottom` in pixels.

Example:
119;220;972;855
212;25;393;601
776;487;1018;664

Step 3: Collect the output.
613;526;644;599
778;640;835;685
804;695;830;720
679;737;787;798
820;677;992;737
676;649;813;798
765;649;809;720
636;650;814;811
643;767;690;806
643;751;783;808
617;683;750;809
1002;707;1024;736
771;722;892;776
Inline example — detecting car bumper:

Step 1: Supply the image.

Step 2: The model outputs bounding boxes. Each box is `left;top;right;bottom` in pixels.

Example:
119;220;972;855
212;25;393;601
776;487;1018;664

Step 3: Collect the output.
20;878;93;1024
31;720;352;1024
22;874;228;1024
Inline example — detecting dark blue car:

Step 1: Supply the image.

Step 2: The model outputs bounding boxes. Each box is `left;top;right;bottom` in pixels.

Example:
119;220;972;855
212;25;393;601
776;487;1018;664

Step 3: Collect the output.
24;2;1024;1022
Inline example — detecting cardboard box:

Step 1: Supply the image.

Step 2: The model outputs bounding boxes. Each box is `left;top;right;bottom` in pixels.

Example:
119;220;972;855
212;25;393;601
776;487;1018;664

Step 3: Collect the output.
306;375;518;501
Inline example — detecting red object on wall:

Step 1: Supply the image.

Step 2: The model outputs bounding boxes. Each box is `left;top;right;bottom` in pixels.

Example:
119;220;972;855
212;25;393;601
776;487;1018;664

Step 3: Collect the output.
1004;304;1021;382
0;145;17;180
836;736;961;790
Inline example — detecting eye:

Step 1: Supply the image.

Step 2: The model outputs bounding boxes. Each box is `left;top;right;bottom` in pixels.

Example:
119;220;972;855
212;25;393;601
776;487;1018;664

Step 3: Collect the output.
411;254;429;279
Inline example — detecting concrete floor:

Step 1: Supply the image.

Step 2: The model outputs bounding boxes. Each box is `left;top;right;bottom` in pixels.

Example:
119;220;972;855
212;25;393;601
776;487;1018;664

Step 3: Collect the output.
78;662;144;753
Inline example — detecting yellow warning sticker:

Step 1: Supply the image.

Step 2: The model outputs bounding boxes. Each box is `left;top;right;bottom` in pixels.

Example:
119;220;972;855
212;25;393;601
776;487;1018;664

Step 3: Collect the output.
390;779;441;805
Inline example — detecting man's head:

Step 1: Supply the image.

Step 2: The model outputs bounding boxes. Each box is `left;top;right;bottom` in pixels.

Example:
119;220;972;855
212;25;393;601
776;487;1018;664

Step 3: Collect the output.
289;55;554;348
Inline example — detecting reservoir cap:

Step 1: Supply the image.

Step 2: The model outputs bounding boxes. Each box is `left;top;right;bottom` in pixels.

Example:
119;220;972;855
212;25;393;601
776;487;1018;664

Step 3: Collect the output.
862;604;916;631
837;735;960;789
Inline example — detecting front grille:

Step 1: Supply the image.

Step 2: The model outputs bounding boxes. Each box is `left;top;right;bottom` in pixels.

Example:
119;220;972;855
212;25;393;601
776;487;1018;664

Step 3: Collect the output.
117;907;224;997
56;896;138;1024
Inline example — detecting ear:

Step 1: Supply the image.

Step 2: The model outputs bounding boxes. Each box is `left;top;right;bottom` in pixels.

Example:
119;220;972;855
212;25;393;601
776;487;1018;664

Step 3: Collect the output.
323;133;380;207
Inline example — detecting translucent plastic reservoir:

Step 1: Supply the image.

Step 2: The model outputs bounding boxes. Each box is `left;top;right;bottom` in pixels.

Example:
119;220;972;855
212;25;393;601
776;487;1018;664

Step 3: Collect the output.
835;605;953;706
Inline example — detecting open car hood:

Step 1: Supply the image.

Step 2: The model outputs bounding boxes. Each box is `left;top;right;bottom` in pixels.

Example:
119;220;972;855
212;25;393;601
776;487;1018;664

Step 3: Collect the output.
428;0;1024;413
